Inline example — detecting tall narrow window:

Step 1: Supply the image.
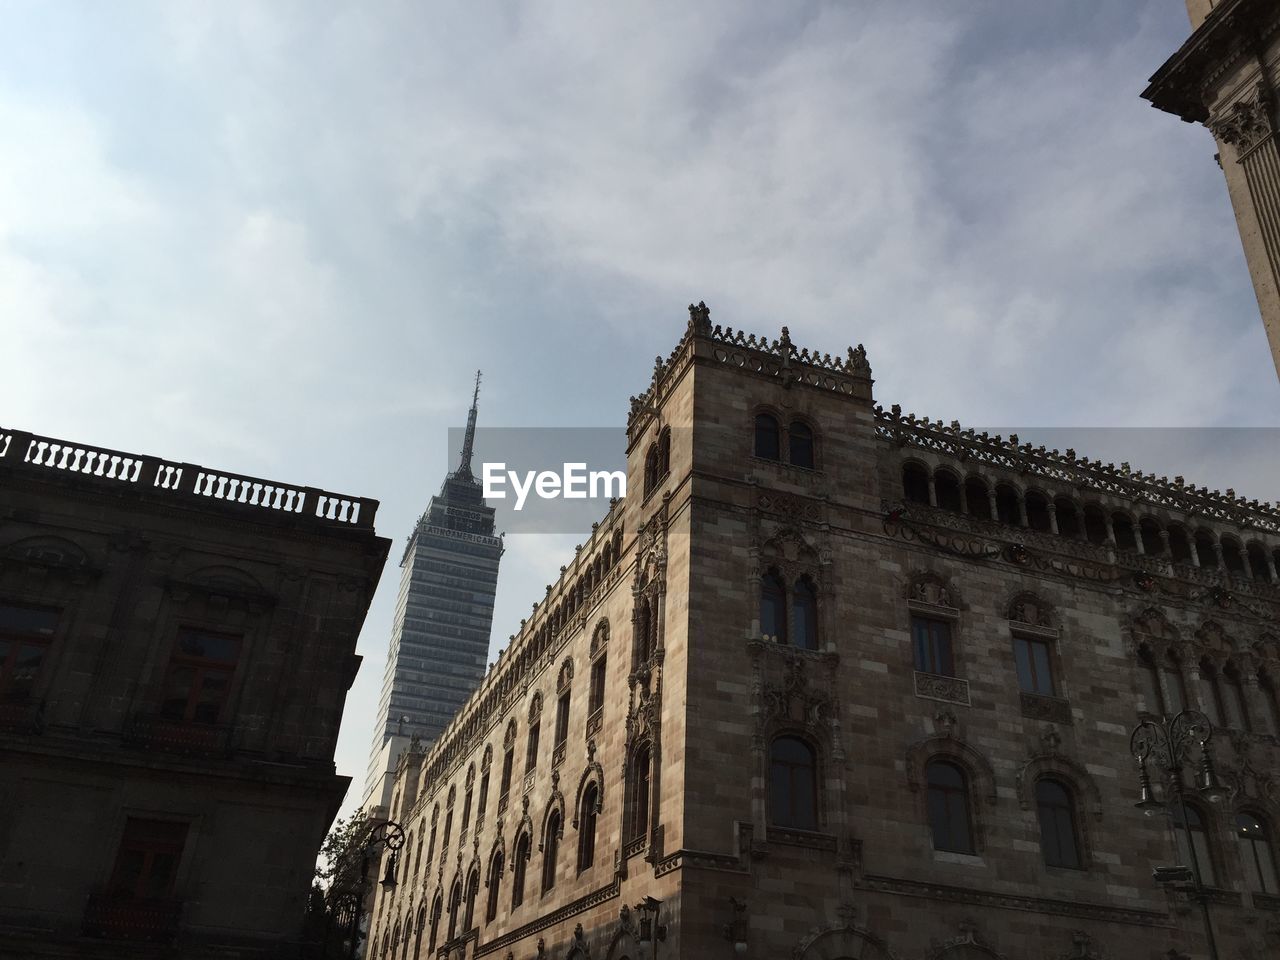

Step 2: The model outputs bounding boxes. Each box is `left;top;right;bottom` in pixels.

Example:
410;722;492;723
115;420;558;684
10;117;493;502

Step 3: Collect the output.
477;768;490;824
160;627;241;723
512;834;530;909
926;761;973;854
500;746;514;800
1261;672;1280;736
485;850;504;922
555;691;570;747
409;831;419;883
934;470;962;512
1138;646;1164;716
1013;635;1055;696
643;443;660;498
463;868;479;930
109;818;188;899
912;616;955;677
769;736;818;830
461;787;474;833
965;477;991;520
589;656;607;715
630;745;652;842
657;427;671;477
788;420;814;469
761;570;787;642
1200;659;1228;727
903;463;930;505
1113;514;1137;551
0;602;58;702
578;783;599;871
1174;804;1217;887
442;807;454;850
542;811;561;892
755;413;781;461
1224;664;1252;731
446;879;462;939
428;895;442;952
1163;653;1188;715
526;719;540;772
995;484;1021;525
1035;779;1081;869
1236;812;1279;894
794;577;818;650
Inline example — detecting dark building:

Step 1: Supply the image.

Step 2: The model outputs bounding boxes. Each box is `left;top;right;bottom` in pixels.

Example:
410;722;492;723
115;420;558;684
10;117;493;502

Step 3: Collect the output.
0;425;389;958
362;376;503;814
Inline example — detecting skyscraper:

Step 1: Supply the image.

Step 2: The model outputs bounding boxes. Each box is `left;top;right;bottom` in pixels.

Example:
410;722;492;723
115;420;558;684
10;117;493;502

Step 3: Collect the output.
361;374;503;812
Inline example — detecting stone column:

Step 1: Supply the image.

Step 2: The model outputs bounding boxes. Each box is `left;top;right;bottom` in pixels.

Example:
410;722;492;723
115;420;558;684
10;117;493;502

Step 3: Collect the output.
1047;502;1059;536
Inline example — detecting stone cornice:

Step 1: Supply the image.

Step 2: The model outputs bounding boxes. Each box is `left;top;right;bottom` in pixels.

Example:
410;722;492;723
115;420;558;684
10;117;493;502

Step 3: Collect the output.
878;405;1280;536
1142;0;1280;123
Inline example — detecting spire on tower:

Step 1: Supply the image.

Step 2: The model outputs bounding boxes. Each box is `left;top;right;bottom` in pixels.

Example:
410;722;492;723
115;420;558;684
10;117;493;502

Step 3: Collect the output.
457;370;482;479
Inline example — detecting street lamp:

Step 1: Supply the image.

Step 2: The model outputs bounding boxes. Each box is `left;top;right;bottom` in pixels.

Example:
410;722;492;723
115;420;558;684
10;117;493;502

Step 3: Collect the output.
633;896;668;960
347;819;406;960
1129;709;1226;960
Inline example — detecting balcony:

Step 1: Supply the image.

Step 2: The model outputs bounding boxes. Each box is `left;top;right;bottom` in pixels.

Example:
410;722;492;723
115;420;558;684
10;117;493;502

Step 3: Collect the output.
82;890;182;942
122;712;233;759
912;671;970;706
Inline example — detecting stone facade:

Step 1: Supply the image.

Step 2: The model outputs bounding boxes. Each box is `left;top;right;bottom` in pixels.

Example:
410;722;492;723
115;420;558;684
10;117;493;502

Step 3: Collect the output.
0;428;389;958
368;308;1280;960
1144;0;1280;381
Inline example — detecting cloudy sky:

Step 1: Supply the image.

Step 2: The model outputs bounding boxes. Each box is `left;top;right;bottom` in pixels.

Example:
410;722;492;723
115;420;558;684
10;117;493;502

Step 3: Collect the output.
3;1;1277;822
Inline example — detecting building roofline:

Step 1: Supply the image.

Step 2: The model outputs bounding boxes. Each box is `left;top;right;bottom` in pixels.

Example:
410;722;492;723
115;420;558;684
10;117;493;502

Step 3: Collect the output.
1;426;381;534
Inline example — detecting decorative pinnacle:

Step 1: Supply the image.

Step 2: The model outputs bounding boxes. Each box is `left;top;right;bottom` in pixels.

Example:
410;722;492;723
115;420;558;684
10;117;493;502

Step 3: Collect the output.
457;369;482;480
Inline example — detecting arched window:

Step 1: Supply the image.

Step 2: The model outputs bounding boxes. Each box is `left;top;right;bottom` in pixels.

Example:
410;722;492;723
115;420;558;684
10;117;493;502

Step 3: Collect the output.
1222;538;1246;575
1138;645;1165;716
789;419;814;469
1140;518;1164;556
1200;658;1228;728
770;736;818;830
902;462;930;505
965;477;991;520
995;483;1021;526
463;867;479;930
1054;497;1081;538
760;569;787;642
408;831;419;883
1236;812;1279;894
658;427;670;477
1113;513;1137;551
935;470;962;512
1024;491;1050;532
485;849;504;922
446;878;462;940
1174;803;1216;887
1035;778;1082;869
542;810;561;892
1169;525;1192;563
1248;543;1272;581
1083;505;1108;545
926;760;973;854
413;905;426;960
1163;650;1188;716
428;895;442;953
1224;663;1251;731
1195;531;1218;569
794;576;818;650
643;444;660;498
511;833;530;909
630;744;652;842
578;783;599;871
755;413;781;461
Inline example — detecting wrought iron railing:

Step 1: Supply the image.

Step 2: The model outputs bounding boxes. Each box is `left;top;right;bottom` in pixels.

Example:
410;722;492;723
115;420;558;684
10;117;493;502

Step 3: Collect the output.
82;890;182;942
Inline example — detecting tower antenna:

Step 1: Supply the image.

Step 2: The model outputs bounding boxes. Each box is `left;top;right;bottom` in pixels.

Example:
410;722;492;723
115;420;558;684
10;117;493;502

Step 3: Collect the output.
458;370;481;479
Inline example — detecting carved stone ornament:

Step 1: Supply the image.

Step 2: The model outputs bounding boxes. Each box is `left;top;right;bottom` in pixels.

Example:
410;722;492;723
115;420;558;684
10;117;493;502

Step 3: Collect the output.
1058;931;1108;960
909;573;955;608
763;651;832;729
1210;84;1275;153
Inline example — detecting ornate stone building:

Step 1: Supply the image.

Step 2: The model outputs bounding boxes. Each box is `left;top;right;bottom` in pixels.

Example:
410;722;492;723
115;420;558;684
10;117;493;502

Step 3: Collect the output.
1144;0;1280;380
0;427;389;957
367;307;1280;959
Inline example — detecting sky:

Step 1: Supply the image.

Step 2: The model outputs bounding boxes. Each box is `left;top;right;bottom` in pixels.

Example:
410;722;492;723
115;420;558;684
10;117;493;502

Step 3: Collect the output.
2;1;1278;825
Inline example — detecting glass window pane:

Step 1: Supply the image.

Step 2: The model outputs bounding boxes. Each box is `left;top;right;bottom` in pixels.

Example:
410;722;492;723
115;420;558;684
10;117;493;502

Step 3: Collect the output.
931;622;954;675
0;603;59;636
177;629;240;662
1013;639;1034;692
1031;642;1054;695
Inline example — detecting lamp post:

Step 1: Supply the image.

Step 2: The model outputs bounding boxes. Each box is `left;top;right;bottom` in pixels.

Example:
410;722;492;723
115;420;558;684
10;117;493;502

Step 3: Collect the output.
1129;709;1227;960
346;818;406;960
633;896;668;960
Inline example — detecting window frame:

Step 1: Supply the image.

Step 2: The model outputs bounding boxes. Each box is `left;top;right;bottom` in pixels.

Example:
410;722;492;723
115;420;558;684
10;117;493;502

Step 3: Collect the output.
768;734;820;831
158;625;243;725
108;817;189;901
1236;810;1279;895
1034;777;1083;870
912;614;956;678
1012;632;1056;696
925;759;975;855
0;601;59;703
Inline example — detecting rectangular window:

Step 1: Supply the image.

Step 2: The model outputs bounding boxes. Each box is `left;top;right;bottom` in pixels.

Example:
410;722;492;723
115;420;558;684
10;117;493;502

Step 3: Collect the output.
160;628;241;724
0;602;59;702
912;616;954;677
109;818;188;899
526;722;540;771
554;692;570;746
1013;636;1055;695
589;656;606;715
477;771;490;822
